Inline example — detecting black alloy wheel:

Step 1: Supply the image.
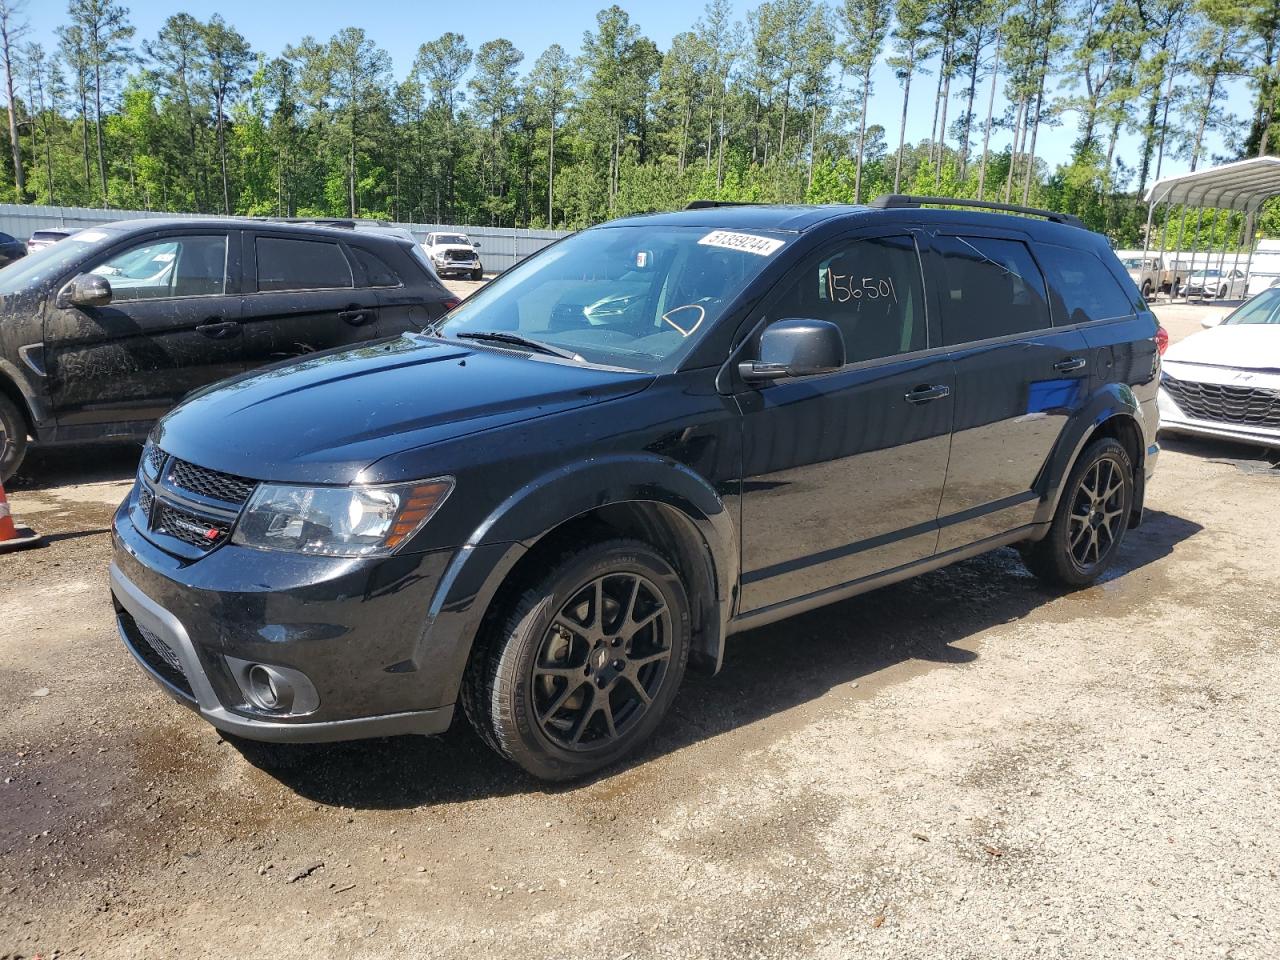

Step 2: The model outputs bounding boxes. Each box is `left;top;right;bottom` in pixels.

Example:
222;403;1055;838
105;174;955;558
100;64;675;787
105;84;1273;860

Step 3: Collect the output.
1020;437;1134;588
463;539;690;780
1065;455;1127;572
532;572;673;750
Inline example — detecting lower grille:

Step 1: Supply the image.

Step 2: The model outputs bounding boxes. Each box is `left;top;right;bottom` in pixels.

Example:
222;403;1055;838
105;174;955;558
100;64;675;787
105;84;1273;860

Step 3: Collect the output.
118;607;193;698
153;503;231;550
1163;374;1280;427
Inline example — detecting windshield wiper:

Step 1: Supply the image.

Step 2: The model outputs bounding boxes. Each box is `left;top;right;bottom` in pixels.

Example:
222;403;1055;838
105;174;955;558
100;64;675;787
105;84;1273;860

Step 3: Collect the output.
454;330;583;362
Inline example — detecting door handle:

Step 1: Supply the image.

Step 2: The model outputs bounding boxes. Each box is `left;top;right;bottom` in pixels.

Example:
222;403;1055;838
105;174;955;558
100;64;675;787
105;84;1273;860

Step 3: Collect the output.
904;383;951;404
338;308;373;326
1053;357;1088;373
195;319;241;339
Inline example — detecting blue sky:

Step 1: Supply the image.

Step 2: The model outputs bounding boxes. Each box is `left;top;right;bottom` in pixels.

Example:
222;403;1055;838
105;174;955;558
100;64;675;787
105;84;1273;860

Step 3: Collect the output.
28;0;1248;189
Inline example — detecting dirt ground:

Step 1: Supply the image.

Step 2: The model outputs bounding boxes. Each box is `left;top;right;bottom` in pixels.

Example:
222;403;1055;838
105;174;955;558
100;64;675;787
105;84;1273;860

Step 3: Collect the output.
2;301;1278;960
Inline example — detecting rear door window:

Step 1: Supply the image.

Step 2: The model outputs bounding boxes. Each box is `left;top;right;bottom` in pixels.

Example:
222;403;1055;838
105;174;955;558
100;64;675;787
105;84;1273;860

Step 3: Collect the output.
1036;244;1136;324
255;237;352;292
933;235;1052;345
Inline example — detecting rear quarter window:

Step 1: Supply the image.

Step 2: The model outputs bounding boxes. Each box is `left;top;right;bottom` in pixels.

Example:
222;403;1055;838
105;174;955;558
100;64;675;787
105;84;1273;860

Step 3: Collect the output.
350;246;402;287
1036;244;1137;324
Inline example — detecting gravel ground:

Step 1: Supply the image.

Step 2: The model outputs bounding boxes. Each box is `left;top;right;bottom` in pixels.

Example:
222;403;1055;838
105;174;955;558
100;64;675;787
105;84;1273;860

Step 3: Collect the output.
1;302;1277;960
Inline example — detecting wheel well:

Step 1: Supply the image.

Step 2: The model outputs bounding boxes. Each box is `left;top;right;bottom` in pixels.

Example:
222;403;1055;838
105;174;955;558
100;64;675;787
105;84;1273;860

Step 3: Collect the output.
0;375;34;438
479;502;724;675
1089;414;1144;525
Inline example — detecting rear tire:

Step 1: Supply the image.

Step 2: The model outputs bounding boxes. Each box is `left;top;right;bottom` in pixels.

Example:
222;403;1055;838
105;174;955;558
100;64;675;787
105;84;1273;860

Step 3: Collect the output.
462;539;690;781
0;393;28;483
1020;437;1134;588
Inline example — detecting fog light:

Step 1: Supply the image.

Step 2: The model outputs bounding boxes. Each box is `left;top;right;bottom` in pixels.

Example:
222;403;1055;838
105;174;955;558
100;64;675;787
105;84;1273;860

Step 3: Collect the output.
246;664;294;712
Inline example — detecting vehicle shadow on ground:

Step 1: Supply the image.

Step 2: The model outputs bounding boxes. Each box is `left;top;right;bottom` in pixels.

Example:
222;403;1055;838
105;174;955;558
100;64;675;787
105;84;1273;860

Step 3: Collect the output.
6;442;142;491
234;508;1203;810
1158;434;1280;473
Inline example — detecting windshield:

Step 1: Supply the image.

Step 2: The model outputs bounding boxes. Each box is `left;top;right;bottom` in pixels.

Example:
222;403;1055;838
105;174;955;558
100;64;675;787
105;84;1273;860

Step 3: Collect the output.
436;225;789;371
1222;288;1280;325
1193;269;1222;278
1119;257;1150;268
0;227;121;295
434;234;469;246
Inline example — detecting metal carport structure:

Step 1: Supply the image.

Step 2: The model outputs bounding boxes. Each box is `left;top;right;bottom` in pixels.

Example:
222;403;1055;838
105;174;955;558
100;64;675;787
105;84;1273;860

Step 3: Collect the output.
1142;156;1280;301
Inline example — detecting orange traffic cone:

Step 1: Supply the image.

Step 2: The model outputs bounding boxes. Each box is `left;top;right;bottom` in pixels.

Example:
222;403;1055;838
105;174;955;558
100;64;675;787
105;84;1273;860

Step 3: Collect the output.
0;477;41;553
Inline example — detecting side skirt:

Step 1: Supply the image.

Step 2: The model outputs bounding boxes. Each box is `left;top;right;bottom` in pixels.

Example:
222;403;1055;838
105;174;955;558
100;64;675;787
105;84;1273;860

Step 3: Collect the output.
727;522;1049;636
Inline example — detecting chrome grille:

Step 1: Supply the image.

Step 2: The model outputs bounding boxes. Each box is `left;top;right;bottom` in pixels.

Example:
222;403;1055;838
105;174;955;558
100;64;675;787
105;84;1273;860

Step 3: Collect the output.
168;459;257;505
138;487;154;520
1163;374;1280;427
444;249;472;261
153;503;231;549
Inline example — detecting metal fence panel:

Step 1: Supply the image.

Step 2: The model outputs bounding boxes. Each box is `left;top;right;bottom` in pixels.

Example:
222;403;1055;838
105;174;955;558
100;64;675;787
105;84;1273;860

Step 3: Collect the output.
0;204;570;273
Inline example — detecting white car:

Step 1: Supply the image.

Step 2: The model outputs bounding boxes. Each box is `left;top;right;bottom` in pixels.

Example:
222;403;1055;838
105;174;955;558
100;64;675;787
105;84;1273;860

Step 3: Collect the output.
1159;287;1280;448
1181;267;1247;300
27;227;79;253
422;232;483;280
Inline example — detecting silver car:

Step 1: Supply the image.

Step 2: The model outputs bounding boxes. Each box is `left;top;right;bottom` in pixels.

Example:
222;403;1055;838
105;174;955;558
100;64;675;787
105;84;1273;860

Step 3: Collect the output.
1182;267;1248;300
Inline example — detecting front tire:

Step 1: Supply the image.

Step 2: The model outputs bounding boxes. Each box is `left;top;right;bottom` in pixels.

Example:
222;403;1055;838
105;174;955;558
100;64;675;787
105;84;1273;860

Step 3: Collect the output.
471;267;483;281
1218;284;1228;300
0;393;29;483
1021;437;1134;588
463;539;691;780
1141;281;1153;301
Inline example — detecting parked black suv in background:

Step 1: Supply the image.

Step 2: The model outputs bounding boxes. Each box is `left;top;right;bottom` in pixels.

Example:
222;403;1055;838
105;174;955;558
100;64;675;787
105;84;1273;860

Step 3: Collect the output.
111;197;1161;780
0;219;459;479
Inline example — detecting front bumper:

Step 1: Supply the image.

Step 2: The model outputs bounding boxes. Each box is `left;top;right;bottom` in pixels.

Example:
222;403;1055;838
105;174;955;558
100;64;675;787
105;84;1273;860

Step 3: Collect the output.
110;501;460;743
1158;366;1280;449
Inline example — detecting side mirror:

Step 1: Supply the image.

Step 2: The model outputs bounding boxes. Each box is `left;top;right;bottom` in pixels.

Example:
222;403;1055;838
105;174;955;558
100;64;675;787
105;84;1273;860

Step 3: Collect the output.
739;318;845;383
472;240;481;249
58;272;113;308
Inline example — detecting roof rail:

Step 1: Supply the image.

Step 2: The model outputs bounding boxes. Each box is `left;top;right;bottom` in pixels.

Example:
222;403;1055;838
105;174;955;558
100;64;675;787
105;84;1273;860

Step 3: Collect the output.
684;200;761;210
868;194;1085;229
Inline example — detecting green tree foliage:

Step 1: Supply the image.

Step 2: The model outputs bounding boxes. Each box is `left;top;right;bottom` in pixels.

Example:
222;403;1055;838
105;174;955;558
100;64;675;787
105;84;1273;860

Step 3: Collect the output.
0;0;1276;247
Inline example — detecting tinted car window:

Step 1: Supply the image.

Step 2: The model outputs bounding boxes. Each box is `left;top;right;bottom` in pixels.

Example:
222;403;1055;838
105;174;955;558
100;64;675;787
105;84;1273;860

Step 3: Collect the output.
768;235;927;363
1036;244;1135;324
935;235;1051;345
256;237;352;292
351;246;401;287
90;235;227;301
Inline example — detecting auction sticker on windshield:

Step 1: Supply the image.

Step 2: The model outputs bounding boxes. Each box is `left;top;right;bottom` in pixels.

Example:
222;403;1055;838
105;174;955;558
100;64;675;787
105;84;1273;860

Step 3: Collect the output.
698;230;785;257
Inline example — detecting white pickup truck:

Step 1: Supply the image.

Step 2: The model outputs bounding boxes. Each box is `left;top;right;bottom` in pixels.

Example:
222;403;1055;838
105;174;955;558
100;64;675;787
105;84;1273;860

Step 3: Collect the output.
1116;252;1187;300
422;232;484;281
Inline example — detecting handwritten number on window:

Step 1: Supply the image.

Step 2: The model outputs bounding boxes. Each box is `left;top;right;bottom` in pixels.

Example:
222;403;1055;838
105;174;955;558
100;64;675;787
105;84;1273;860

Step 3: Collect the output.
827;272;898;304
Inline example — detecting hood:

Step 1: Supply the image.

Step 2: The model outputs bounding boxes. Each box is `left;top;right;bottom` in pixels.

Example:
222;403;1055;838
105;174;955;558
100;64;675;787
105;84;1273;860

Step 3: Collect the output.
152;335;653;484
1163;323;1280;372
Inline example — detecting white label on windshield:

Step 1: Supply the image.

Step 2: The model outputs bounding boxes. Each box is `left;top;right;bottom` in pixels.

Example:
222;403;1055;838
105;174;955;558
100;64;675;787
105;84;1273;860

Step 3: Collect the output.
153;252;175;262
73;230;108;243
698;230;784;257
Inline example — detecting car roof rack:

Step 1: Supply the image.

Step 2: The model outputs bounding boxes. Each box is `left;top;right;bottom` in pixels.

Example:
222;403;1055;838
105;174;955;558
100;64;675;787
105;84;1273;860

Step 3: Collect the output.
684;200;761;210
868;194;1085;229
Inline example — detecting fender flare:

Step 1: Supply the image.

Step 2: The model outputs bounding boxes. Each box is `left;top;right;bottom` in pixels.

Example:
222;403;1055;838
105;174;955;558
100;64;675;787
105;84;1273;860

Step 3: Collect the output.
415;454;739;706
0;356;49;438
1035;384;1150;527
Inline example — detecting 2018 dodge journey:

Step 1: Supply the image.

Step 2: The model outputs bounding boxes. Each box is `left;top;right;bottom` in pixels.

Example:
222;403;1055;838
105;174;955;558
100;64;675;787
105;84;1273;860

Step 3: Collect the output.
110;196;1162;780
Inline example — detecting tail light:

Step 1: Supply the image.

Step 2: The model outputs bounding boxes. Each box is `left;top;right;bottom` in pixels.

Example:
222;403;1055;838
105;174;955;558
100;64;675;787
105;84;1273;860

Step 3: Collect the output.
1154;325;1169;356
441;297;461;312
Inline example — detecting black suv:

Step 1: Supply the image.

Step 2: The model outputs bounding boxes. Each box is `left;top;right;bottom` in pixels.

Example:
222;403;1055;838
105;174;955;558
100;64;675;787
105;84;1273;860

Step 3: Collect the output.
110;197;1161;780
0;219;458;479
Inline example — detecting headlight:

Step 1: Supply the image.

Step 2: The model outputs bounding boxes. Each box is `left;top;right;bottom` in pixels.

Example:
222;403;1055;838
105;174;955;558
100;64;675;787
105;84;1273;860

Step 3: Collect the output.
231;478;453;557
